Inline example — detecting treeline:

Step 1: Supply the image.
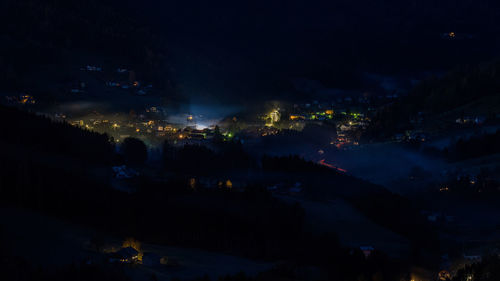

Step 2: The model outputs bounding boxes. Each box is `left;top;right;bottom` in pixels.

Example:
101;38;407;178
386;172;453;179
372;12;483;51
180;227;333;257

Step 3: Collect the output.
447;129;500;161
407;62;500;114
0;105;114;164
163;141;254;176
362;61;500;140
420;129;500;162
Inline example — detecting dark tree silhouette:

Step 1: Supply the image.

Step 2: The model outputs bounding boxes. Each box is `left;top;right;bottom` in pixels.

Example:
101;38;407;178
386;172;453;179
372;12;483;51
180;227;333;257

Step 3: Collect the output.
122;137;147;164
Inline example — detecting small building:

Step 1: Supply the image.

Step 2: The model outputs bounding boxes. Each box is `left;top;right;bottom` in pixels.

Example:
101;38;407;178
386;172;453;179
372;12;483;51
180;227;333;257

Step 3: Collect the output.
106;82;120;87
85;65;102;72
360;246;374;258
463;253;482;263
109;247;139;263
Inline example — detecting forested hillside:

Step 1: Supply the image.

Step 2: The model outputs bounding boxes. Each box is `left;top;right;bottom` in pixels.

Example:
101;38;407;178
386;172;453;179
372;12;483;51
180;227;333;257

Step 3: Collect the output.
0;0;172;91
364;62;500;139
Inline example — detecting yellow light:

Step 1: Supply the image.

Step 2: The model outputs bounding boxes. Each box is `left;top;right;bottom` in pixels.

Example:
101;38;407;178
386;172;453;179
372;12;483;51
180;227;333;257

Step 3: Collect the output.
136;128;140;132
226;180;233;189
122;237;141;252
267;109;280;124
290;115;304;121
439;186;449;192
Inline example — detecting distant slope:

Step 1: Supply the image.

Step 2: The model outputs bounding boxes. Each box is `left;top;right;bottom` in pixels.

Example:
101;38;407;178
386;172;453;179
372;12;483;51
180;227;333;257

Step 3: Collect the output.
407;63;500;114
364;61;500;139
0;0;175;92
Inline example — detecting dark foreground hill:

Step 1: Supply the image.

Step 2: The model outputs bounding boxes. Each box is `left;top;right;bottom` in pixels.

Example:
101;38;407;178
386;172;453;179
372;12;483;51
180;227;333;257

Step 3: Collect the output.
0;105;437;263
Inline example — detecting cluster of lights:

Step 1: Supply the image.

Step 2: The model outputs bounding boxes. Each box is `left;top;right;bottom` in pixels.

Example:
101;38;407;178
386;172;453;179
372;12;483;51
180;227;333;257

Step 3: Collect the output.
439;186;449;192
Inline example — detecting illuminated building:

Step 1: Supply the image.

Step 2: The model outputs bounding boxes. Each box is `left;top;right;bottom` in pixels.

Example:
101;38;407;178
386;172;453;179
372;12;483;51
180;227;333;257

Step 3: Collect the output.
109;247;139;264
270;110;280;123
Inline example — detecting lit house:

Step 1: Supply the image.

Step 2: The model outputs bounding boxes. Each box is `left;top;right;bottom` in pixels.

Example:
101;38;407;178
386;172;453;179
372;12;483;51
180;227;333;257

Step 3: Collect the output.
109;247;139;263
